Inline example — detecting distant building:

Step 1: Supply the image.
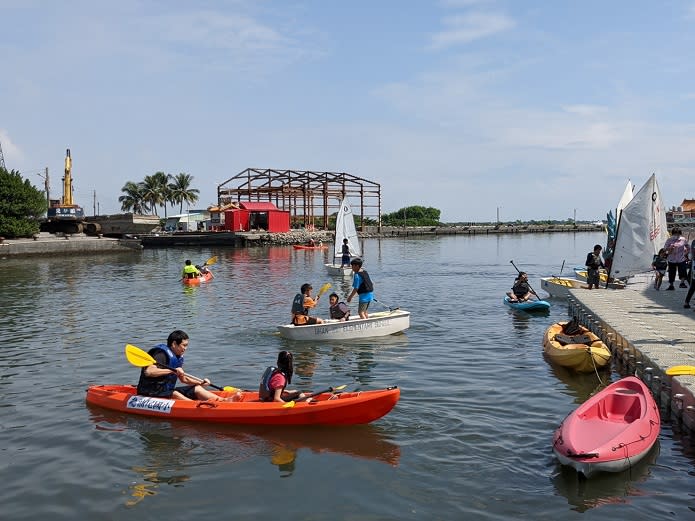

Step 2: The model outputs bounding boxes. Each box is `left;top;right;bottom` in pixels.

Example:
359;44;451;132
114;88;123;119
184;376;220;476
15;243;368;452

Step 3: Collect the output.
163;210;210;232
666;199;695;224
224;202;290;232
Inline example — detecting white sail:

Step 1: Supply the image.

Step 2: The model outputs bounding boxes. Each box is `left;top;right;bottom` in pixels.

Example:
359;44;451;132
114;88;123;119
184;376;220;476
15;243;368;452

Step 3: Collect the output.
610;174;669;279
616;179;634;220
333;198;361;258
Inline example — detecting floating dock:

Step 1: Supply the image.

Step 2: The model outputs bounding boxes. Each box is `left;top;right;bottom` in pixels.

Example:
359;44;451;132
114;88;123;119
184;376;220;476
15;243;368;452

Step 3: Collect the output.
565;275;695;431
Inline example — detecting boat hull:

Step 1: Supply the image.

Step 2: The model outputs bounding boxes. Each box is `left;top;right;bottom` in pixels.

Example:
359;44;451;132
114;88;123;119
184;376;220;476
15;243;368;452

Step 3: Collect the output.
277;310;410;340
86;385;400;425
540;277;586;299
325;263;353;277
553;376;660;477
182;270;213;285
543;322;611;372
503;296;550;311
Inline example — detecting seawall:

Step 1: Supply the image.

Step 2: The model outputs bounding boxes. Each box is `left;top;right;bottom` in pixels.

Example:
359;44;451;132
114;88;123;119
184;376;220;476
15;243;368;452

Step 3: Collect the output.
0;233;143;257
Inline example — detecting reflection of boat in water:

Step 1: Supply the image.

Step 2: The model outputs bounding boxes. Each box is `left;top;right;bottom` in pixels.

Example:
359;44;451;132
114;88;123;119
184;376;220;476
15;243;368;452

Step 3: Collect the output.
547;364;607;405
552;442;659;513
87;404;401;471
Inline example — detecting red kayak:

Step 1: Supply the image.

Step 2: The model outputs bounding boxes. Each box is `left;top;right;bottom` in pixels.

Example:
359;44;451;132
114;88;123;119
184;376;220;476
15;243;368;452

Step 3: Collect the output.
552;376;660;477
182;270;213;285
85;385;400;426
293;244;328;250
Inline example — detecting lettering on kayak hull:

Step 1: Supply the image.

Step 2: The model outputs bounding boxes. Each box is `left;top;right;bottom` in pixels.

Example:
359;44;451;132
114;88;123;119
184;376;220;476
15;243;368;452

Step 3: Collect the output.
314;318;392;336
127;395;175;414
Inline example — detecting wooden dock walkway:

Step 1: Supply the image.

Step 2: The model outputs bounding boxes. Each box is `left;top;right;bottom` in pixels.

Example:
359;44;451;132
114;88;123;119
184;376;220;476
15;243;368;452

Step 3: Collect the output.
565;274;695;430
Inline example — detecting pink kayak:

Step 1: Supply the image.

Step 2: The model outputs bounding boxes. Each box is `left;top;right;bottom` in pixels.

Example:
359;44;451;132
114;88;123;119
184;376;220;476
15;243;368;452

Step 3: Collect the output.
552;376;660;477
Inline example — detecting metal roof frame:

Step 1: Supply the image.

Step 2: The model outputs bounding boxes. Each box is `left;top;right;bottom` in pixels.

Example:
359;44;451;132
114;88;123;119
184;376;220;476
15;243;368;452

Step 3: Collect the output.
217;168;382;230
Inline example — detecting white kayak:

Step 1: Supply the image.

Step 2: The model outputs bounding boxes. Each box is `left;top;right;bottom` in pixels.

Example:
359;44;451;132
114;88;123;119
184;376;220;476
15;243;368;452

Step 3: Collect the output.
277;309;410;341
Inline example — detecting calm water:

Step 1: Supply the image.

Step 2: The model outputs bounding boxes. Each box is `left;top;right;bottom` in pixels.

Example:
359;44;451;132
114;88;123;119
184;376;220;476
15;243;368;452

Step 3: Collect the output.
1;233;694;520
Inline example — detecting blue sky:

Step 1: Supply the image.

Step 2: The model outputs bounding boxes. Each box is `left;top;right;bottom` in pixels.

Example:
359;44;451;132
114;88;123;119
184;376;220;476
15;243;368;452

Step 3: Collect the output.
1;0;694;222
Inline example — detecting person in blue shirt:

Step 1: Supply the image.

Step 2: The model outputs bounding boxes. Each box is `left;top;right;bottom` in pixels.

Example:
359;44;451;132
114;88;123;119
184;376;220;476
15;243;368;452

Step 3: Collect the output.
346;258;374;319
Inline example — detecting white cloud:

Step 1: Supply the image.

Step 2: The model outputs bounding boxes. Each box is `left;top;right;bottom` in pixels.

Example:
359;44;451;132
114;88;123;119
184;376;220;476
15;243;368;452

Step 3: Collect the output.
429;12;515;49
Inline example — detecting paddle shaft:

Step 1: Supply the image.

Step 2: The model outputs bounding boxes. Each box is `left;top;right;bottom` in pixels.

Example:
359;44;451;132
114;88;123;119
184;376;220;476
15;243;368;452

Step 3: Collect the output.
296;385;346;402
509;260;541;299
152;362;224;390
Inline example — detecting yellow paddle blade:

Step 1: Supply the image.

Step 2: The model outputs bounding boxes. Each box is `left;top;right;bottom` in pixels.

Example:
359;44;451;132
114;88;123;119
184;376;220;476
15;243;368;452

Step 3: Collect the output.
125;344;156;367
318;282;332;297
332;385;347;392
204;255;218;266
222;386;238;392
665;365;695;376
282;400;296;408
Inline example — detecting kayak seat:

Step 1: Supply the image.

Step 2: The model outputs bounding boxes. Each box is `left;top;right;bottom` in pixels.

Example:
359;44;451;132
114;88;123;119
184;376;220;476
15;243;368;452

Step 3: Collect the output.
554;333;593;346
597;390;641;423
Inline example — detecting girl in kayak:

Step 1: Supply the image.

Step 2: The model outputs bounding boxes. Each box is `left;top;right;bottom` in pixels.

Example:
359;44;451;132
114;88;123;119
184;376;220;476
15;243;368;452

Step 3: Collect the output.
259;351;308;403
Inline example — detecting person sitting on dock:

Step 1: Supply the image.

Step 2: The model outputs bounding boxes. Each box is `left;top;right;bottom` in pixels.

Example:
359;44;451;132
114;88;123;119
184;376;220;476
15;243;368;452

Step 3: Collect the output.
506;272;533;302
182;259;201;279
291;283;325;326
652;248;668;290
328;292;350;321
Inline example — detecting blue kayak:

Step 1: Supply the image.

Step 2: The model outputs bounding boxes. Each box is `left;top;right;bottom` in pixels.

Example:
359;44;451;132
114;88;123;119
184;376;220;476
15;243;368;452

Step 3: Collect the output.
503;296;551;311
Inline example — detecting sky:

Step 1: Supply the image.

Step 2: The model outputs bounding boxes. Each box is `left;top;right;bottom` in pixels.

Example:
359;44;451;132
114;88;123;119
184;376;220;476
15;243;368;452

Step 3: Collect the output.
1;0;695;223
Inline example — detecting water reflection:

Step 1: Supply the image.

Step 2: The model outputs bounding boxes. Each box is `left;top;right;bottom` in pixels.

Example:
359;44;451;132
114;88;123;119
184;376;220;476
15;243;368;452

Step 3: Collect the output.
551;443;660;512
87;405;401;502
546;364;609;404
509;308;551;331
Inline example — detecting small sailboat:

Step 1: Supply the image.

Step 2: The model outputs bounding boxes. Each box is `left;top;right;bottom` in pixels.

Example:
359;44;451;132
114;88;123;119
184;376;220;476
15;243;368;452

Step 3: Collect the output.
325;198;361;277
608;174;669;282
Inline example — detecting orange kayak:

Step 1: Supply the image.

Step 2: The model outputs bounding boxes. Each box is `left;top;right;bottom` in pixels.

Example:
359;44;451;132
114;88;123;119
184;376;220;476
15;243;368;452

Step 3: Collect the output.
182;270;213;285
292;244;328;250
85;385;400;426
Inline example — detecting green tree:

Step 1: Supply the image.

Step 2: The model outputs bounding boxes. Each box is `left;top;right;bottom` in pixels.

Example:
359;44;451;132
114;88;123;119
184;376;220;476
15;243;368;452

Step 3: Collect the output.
0;167;46;237
168;173;200;213
141;172;171;216
118;181;147;214
382;206;441;226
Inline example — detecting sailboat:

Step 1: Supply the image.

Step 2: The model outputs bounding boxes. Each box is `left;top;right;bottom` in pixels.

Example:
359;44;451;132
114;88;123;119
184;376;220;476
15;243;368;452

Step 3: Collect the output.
325;198;361;277
608;174;669;282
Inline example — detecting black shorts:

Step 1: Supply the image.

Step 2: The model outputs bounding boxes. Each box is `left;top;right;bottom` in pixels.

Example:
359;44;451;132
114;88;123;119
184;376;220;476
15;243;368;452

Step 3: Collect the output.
174;385;197;399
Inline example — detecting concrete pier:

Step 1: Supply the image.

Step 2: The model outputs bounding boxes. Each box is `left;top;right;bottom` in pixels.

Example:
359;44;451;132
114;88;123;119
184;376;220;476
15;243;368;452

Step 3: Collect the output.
564;274;695;430
0;233;142;256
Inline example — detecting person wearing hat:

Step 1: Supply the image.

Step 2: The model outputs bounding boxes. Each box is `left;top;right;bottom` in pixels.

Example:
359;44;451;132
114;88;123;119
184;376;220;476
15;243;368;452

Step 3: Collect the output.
290;283;325;326
346;258;374;319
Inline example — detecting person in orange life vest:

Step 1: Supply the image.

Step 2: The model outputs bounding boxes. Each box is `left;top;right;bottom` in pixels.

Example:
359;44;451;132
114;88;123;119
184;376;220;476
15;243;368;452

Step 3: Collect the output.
259;351;307;403
291;283;325;326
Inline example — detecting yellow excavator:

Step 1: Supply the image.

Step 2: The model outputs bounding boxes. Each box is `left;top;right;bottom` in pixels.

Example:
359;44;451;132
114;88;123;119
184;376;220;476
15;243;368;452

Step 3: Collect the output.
40;149;100;235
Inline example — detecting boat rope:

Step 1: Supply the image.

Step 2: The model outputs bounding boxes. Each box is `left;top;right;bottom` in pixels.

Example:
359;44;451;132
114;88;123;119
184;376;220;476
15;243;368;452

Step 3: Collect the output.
610;418;659;452
588;347;606;386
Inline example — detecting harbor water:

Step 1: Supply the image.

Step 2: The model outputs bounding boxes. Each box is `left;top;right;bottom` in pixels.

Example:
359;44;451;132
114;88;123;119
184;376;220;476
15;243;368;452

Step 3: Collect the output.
1;232;694;520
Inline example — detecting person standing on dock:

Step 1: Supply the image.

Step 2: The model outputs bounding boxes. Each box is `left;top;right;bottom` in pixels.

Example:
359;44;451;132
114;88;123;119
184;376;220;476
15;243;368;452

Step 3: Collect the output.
585;244;605;290
663;227;690;291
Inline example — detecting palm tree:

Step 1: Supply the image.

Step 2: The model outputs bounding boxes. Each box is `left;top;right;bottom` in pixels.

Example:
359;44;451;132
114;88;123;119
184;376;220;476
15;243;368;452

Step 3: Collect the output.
169;173;200;213
141;172;171;216
118;181;147;214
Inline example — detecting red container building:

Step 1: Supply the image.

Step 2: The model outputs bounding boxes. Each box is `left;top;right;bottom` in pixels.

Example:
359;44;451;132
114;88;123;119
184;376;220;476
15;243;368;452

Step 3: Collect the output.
224;202;290;232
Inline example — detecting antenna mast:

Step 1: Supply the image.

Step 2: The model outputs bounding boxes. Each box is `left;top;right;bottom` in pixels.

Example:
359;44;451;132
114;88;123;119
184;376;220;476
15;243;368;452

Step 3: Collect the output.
0;140;6;170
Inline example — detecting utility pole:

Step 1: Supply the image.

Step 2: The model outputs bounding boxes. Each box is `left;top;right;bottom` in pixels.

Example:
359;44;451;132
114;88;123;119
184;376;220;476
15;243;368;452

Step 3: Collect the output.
93;190;97;216
37;168;50;210
0;140;6;170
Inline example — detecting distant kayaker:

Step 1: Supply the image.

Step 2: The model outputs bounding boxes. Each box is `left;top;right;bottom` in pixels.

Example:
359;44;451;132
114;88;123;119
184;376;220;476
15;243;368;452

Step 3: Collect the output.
291;283;325;326
259;350;308;403
347;258;374;318
182;259;201;279
328;292;350;321
136;330;237;402
307;238;316;247
506;272;533;302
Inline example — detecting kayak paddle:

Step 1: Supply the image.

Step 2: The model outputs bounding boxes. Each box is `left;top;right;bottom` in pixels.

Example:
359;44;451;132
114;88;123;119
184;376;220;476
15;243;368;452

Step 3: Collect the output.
317;282;332;298
124;344;237;392
665;365;695;376
202;255;217;267
282;384;347;408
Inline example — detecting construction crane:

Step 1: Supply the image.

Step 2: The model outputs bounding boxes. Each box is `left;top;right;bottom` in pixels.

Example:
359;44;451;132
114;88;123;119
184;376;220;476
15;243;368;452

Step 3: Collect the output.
40;148;100;235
